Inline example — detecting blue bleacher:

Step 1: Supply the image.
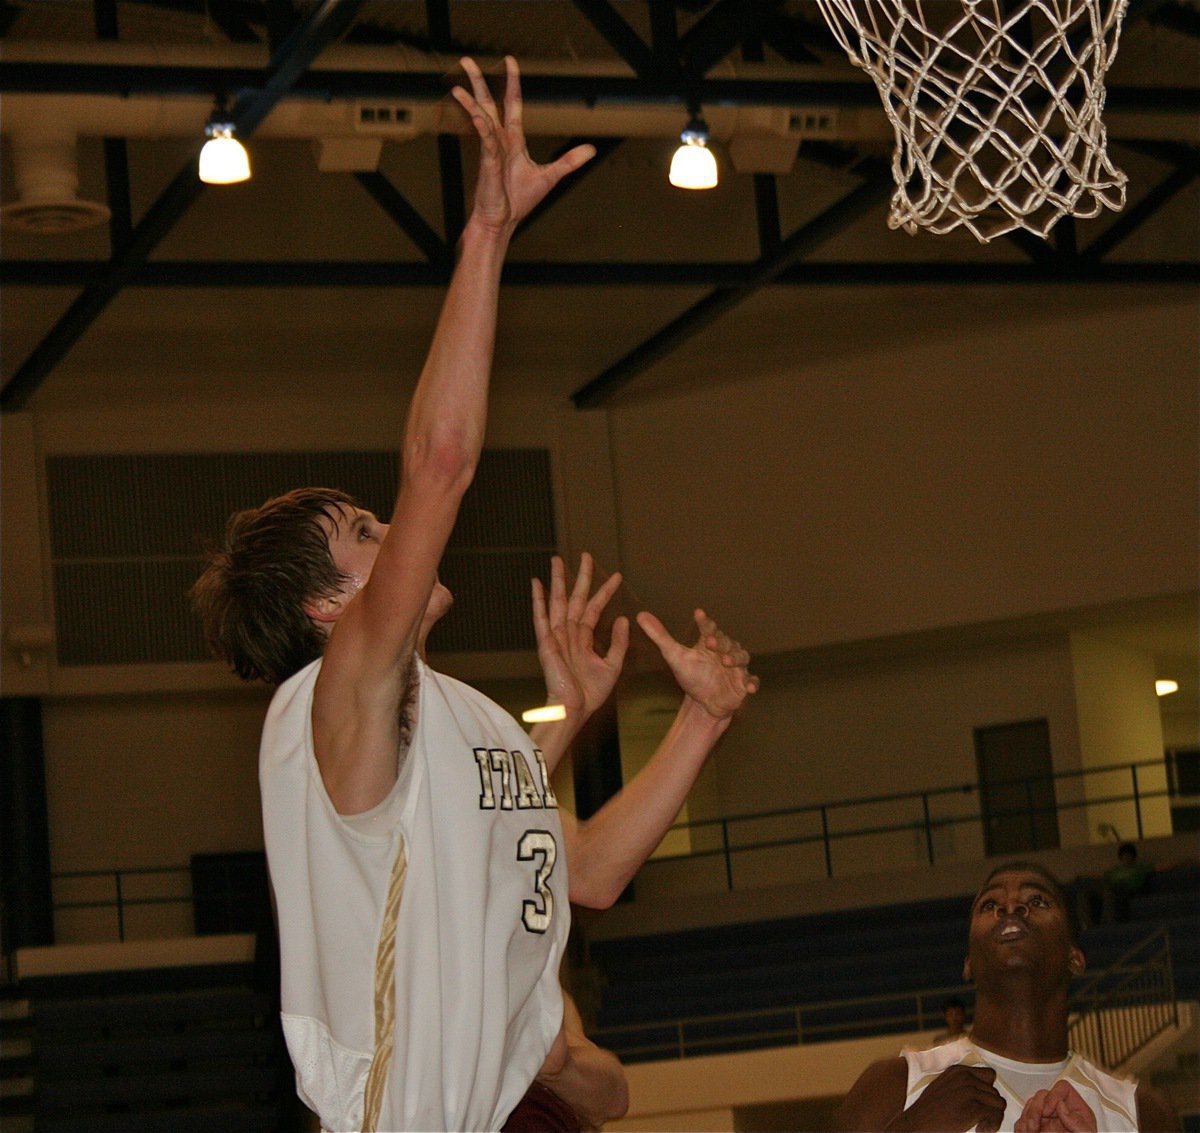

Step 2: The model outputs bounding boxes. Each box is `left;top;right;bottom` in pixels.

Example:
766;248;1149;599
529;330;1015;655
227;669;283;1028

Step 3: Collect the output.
588;864;1200;1064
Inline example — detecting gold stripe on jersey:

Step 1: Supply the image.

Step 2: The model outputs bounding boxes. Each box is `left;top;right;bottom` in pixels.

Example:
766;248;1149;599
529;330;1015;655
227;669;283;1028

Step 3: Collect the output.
1066;1055;1138;1129
362;836;408;1133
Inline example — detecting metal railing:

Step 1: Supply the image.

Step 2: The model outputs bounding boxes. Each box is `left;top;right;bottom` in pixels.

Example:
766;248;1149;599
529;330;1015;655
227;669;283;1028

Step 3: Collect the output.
645;756;1176;893
596;929;1181;1069
592;982;971;1063
1069;926;1179;1069
13;756;1181;945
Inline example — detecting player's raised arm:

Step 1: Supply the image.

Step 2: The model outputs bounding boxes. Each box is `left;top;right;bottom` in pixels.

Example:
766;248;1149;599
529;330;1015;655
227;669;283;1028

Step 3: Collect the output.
312;58;595;813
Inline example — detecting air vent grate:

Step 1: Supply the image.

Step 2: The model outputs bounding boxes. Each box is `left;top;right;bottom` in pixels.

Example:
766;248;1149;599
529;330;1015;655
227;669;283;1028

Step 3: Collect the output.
45;450;554;668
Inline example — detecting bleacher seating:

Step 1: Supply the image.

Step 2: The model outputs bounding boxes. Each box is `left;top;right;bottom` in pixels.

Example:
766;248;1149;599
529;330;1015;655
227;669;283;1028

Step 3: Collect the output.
22;959;295;1132
590;895;973;1060
588;866;1200;1064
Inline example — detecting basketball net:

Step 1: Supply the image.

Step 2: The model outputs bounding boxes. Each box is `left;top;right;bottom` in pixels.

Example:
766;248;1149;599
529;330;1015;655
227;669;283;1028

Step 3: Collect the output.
815;0;1130;243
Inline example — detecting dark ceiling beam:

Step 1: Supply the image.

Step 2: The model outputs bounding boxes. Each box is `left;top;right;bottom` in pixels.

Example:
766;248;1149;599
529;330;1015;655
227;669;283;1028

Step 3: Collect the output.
760;13;830;63
5;259;1195;288
1145;2;1200;37
425;0;453;48
569;0;658;77
353;171;449;264
569;160;895;409
647;0;680;75
102;138;133;248
679;0;787;77
436;135;467;246
99;0;263;39
9;65;1199;123
92;0;119;38
0;1;22;36
206;0;264;44
3;62;1194;117
0;0;366;413
1126;0;1200;36
514;137;625;241
1054;217;1079;260
1081;144;1200;261
92;0;133;249
752;173;782;257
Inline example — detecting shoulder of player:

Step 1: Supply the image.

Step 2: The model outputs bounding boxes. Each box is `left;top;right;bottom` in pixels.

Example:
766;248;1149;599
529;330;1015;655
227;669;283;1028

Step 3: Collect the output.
1136;1081;1182;1133
310;645;417;814
836;1056;908;1131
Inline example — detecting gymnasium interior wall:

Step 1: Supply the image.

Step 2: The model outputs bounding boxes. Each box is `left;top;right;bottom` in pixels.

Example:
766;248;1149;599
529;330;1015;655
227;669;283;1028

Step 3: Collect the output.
1;289;1196;943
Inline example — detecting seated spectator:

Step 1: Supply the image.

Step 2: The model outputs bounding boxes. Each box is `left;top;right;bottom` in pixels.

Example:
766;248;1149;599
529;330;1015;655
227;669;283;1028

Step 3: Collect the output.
931;996;968;1046
1104;842;1156;922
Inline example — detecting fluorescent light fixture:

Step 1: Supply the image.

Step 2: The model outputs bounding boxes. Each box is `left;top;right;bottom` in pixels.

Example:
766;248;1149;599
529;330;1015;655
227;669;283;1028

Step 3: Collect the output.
669;115;718;190
199;112;250;185
1155;679;1179;697
522;704;567;724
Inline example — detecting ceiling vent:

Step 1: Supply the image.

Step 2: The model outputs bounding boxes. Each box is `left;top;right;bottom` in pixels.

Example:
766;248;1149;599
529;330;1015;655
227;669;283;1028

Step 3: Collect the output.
1;133;111;235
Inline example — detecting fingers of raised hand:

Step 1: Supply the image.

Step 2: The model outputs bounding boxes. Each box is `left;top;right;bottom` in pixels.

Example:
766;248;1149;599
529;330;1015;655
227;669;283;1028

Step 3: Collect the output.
459;57;498;117
531;577;551;640
500;55;526;137
606;615;630;666
548;555;568;624
582;567;622;630
566;552;593;622
636;610;678;656
548;143;597;184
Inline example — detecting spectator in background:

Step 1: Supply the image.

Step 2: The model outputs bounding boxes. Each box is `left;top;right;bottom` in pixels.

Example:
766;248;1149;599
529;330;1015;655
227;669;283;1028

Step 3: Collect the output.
1103;842;1156;923
1079;840;1160;928
932;996;968;1046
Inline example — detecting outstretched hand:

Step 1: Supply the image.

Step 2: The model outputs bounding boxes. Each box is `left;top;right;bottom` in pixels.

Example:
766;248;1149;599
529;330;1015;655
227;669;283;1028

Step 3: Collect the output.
452;56;596;232
532;553;629;721
637;608;759;721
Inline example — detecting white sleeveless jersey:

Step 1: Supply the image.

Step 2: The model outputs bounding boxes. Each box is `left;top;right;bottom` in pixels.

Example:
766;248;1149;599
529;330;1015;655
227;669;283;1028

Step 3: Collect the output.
260;656;568;1132
903;1036;1139;1132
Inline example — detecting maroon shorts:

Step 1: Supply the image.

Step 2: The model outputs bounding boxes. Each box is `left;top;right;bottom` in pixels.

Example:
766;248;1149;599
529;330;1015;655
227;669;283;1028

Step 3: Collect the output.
501;1081;583;1132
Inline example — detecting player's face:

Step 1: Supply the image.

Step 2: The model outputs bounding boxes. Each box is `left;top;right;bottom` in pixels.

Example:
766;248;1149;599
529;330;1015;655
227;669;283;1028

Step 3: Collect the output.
322;506;454;628
324;506;388;587
967;869;1080;978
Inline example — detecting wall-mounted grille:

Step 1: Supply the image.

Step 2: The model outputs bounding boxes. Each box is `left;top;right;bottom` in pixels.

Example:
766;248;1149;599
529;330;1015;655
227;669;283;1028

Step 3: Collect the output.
45;450;555;668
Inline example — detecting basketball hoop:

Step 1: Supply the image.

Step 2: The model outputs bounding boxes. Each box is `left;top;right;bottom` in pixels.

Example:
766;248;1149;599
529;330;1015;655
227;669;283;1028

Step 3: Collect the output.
815;0;1130;242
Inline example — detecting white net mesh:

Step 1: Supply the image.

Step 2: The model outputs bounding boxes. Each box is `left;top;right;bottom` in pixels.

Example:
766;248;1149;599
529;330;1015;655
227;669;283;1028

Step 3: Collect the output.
815;0;1129;242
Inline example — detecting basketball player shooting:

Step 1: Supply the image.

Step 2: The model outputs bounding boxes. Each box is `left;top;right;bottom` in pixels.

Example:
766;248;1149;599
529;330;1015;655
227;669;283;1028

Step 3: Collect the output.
193;56;758;1132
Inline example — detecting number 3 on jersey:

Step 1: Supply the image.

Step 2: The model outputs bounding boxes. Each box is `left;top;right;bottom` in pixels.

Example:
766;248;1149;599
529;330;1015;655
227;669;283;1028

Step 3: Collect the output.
517;830;556;933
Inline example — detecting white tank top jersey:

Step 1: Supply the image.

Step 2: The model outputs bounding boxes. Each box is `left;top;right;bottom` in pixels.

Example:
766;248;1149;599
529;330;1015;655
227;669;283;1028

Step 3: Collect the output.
903;1036;1140;1132
260;656;568;1133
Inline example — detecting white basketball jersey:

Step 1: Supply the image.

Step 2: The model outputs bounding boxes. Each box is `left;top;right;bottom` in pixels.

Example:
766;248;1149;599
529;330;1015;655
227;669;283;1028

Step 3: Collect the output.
260;656;568;1132
903;1037;1139;1132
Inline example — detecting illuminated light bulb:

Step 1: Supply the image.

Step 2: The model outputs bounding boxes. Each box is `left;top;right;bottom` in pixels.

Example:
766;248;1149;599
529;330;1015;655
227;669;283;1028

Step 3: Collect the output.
669;117;718;190
199;124;251;185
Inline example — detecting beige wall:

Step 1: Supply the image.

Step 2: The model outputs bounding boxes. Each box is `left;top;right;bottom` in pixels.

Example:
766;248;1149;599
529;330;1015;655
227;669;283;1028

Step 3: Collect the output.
41;687;271;942
2;291;1196;937
622;634;1090;901
1070;632;1173;840
604;295;1198;652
